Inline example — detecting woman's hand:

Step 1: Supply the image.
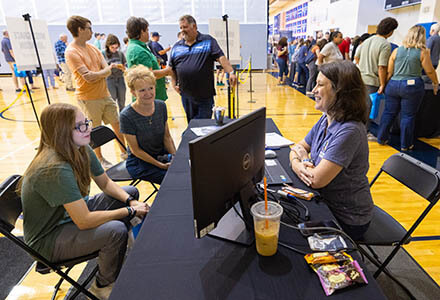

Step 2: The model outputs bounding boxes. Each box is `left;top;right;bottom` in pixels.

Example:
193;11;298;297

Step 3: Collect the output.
292;160;314;186
159;162;171;170
131;201;150;217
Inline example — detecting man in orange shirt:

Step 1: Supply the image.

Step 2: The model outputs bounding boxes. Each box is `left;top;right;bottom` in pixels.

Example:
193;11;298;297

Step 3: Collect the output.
66;15;126;168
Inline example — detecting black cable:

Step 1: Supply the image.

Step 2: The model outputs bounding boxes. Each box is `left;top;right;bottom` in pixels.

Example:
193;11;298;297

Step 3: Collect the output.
255;185;308;223
237;185;364;260
280;221;365;262
278;241;309;255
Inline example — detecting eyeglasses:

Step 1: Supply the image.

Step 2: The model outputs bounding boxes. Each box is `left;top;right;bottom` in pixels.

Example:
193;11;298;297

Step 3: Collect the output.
74;119;93;133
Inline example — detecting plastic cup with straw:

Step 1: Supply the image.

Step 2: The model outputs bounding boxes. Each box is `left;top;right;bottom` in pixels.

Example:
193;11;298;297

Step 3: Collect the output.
251;177;283;256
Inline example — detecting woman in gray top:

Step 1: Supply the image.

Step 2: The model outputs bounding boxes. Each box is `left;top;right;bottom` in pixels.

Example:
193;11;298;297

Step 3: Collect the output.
120;65;176;184
377;25;439;151
289;61;373;240
103;34;127;112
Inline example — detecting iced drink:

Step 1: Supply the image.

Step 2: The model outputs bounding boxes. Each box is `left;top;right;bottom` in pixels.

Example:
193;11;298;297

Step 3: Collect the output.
251;201;283;256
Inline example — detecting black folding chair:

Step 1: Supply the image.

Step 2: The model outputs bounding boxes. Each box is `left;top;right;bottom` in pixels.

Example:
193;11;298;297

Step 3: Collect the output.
356;153;440;298
0;175;99;300
90;125;159;202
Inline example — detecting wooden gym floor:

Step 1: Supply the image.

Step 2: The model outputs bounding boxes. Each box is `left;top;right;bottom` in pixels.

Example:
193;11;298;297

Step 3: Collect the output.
1;72;439;299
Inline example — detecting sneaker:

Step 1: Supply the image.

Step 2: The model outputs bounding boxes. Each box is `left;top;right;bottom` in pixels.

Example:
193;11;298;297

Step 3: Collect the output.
88;280;114;300
401;145;414;152
66;87;76;92
367;133;377;142
15;88;22;92
99;157;113;169
120;152;128;160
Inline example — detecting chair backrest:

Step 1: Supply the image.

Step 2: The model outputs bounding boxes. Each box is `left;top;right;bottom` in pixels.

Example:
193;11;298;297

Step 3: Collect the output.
0;175;22;233
381;153;440;204
90;125;126;151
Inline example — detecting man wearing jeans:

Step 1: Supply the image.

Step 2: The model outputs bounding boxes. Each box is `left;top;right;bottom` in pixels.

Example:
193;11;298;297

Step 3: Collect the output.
355;17;398;140
427;23;440;70
169;15;236;123
55;34;75;91
1;30;20;92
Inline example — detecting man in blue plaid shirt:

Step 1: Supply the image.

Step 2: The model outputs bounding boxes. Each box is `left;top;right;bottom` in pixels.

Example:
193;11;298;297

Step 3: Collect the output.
54;34;75;91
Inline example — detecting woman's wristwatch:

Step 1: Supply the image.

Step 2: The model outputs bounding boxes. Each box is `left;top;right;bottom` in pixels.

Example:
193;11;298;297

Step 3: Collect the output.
126;195;135;206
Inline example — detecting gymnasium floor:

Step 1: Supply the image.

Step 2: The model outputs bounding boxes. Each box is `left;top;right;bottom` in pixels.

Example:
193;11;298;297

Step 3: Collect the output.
1;72;439;299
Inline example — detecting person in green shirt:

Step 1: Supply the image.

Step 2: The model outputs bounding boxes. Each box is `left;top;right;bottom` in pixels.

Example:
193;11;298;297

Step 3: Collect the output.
125;16;171;101
19;103;149;299
93;32;102;50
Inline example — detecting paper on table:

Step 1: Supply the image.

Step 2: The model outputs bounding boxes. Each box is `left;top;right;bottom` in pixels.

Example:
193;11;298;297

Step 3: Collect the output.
191;126;219;137
265;132;294;148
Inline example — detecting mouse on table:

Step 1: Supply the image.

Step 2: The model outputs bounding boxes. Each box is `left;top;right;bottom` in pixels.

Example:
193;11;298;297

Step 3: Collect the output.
265;150;277;159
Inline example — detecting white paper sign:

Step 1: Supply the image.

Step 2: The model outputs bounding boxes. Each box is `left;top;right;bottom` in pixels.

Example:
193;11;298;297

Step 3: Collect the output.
209;19;241;65
5;17;56;71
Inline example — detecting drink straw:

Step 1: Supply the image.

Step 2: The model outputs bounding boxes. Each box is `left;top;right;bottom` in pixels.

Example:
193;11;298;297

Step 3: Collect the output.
264;177;268;229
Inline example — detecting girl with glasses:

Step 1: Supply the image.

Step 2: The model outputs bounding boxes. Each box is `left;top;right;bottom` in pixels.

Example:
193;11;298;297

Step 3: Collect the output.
19;103;149;299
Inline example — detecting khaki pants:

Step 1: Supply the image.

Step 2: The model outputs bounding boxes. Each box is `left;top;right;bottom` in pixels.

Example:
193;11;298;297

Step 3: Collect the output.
59;62;73;89
77;96;119;127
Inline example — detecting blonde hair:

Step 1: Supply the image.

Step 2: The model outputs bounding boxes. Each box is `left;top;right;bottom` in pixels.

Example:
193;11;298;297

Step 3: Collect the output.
431;23;440;35
403;25;426;49
124;65;156;91
19;103;91;197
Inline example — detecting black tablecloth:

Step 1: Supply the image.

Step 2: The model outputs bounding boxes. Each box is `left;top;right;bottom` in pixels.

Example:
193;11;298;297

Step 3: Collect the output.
109;119;386;300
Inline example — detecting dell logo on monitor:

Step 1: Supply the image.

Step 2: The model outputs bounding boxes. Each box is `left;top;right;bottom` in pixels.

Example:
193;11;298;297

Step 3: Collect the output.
243;153;251;170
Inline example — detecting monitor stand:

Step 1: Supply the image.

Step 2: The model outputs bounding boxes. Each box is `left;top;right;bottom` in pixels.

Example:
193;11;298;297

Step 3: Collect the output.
208;182;256;246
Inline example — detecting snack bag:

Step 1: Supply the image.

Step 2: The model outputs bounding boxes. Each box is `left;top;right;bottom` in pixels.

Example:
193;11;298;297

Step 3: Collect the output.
304;251;353;266
304;251;368;296
315;260;368;296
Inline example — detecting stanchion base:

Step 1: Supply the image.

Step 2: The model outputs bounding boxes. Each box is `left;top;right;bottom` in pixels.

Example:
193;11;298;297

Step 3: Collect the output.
247;100;257;103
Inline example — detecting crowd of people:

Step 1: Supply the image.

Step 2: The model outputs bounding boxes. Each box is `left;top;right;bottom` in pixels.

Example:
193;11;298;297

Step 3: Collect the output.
18;14;237;300
284;18;439;242
273;18;439;151
10;11;440;300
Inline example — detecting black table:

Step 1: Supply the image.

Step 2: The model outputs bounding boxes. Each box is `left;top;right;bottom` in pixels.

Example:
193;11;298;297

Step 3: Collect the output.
110;119;386;300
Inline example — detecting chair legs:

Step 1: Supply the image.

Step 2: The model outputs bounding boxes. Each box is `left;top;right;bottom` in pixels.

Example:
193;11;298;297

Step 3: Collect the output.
359;246;417;300
51;266;72;300
373;244;403;278
145;182;159;202
52;266;100;300
68;265;99;299
129;179;158;202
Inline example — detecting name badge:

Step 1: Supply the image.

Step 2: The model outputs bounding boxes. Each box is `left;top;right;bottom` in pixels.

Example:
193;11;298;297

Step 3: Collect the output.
407;79;415;86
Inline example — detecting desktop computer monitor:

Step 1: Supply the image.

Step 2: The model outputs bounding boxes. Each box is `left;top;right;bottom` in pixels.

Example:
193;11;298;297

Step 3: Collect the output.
189;107;266;245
